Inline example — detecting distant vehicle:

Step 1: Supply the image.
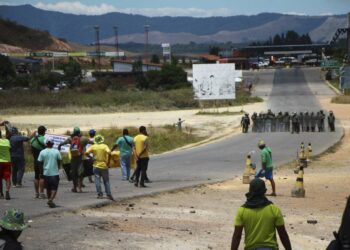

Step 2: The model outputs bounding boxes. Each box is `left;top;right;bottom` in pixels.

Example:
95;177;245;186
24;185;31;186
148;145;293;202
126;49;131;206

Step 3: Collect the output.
305;59;320;66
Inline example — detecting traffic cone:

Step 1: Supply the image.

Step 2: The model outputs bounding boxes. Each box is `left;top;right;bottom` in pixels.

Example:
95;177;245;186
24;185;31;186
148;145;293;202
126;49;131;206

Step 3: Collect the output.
243;154;252;184
291;167;305;198
299;143;307;168
306;143;312;161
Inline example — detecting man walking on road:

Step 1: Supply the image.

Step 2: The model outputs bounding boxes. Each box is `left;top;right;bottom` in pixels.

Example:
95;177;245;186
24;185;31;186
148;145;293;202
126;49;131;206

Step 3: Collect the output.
256;140;276;196
9;127;33;188
133;126;150;188
85;135;114;200
38;138;62;208
30;125;47;199
231;178;292;250
112;129;134;181
328;111;336;132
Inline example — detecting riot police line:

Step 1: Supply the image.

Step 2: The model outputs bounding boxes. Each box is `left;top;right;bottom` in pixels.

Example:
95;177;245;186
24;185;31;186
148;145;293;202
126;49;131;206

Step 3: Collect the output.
241;109;336;133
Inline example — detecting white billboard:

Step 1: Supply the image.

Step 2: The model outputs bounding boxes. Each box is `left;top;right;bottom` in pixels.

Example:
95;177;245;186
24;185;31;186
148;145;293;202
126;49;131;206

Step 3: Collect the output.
192;63;236;100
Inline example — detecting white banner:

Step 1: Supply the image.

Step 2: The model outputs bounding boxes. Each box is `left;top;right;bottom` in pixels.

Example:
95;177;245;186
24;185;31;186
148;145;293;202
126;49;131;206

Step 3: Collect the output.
192;63;236;100
45;134;70;153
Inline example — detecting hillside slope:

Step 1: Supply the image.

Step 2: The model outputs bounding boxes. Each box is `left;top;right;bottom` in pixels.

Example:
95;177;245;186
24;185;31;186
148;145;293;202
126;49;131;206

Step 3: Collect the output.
0;4;346;44
0;18;71;52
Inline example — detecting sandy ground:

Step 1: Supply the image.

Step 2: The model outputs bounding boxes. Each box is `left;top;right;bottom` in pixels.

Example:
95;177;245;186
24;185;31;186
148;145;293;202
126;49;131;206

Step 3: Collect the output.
20;94;350;250
3;102;266;139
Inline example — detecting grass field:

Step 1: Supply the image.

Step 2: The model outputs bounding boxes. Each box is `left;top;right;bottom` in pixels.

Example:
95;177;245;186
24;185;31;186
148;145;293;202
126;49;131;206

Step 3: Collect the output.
23;125;204;172
0;88;262;115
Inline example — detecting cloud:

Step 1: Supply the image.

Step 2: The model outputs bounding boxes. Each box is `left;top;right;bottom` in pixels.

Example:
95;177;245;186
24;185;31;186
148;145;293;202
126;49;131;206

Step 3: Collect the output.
34;1;234;17
34;1;118;15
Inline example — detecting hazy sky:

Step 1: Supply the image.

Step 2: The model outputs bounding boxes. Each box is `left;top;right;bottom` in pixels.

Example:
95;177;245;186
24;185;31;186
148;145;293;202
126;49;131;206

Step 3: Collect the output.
0;0;349;17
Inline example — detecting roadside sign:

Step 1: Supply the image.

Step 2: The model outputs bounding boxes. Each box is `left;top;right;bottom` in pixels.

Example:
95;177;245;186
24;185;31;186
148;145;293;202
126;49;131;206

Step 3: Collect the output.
45;133;70;153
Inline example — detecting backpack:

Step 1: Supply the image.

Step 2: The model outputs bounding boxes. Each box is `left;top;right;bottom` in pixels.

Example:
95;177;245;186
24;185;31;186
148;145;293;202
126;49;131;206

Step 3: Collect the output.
70;136;83;157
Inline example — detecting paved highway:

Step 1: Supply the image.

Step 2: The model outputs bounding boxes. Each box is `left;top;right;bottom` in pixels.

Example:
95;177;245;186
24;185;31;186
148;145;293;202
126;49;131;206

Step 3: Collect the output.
0;67;343;218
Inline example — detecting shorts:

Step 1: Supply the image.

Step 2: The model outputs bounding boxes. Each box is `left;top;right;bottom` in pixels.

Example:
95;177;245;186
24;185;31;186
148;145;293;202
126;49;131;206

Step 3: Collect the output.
32;148;44;180
256;168;273;180
0;162;12;181
44;175;60;191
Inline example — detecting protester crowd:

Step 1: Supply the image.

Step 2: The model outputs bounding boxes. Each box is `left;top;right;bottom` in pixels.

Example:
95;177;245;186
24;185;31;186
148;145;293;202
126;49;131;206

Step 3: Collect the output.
241;109;336;133
0;121;150;208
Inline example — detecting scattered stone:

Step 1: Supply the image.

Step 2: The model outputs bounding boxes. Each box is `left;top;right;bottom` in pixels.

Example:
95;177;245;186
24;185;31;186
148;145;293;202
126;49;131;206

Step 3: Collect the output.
208;246;213;249
202;192;206;195
190;206;195;209
321;237;325;240
189;231;192;235
152;202;159;205
307;220;318;224
207;232;211;234
190;210;196;214
126;207;130;211
128;203;135;207
124;219;128;222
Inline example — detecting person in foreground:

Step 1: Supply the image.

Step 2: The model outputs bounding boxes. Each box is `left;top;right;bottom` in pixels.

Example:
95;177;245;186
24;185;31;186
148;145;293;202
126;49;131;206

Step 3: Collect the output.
231;178;292;250
0;208;28;250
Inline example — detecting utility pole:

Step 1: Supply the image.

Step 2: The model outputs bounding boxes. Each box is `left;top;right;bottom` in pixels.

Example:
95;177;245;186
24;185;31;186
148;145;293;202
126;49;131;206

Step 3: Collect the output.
113;26;119;60
144;25;150;68
94;25;101;71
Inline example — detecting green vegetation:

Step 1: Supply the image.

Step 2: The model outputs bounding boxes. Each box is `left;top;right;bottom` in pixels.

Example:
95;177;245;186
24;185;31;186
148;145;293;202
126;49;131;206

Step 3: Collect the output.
23;125;204;172
250;30;312;46
0;86;262;115
0;18;53;50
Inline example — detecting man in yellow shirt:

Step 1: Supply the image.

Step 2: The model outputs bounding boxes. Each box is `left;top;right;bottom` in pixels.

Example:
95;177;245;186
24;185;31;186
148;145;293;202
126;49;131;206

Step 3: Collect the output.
133;126;150;188
231;178;292;250
85;135;114;200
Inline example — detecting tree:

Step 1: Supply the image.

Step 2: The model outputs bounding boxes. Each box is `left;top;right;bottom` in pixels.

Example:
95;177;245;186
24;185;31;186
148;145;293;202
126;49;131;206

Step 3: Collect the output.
285;30;300;45
209;46;221;56
150;54;160;64
0;55;16;80
63;57;82;87
273;34;282;45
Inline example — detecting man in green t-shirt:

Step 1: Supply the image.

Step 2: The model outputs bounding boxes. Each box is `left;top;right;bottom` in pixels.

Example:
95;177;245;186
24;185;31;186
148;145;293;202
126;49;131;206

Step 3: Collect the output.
256;139;276;196
112;128;133;181
231;178;292;250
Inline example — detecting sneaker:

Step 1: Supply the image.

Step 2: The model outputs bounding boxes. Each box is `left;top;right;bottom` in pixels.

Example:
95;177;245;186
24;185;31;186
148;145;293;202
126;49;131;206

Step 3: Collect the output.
145;179;152;183
47;200;56;208
12;185;17;188
40;193;47;199
5;191;10;200
97;194;103;199
140;184;147;188
0;193;4;199
35;193;40;199
134;182;138;187
107;195;115;201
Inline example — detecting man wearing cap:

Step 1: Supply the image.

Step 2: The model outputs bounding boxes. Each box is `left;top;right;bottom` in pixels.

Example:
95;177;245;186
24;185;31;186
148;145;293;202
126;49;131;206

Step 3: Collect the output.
38;138;62;208
85;134;114;200
30;125;47;199
0;130;12;200
58;127;88;193
231;178;292;250
256;140;276;196
0;208;27;250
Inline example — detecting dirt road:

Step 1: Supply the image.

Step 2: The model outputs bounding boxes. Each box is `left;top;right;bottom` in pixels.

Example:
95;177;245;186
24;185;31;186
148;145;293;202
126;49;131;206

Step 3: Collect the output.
20;95;350;250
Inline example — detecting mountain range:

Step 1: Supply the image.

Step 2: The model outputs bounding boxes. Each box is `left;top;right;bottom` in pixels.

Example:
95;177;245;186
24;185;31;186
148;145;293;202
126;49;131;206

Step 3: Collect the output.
0;4;347;45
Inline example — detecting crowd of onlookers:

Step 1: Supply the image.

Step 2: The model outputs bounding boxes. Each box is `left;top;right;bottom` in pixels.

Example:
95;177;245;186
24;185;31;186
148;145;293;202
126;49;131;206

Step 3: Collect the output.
0;121;151;208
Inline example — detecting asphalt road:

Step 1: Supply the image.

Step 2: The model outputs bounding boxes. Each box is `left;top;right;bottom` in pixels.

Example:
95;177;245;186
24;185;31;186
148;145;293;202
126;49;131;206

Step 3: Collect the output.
0;67;343;218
